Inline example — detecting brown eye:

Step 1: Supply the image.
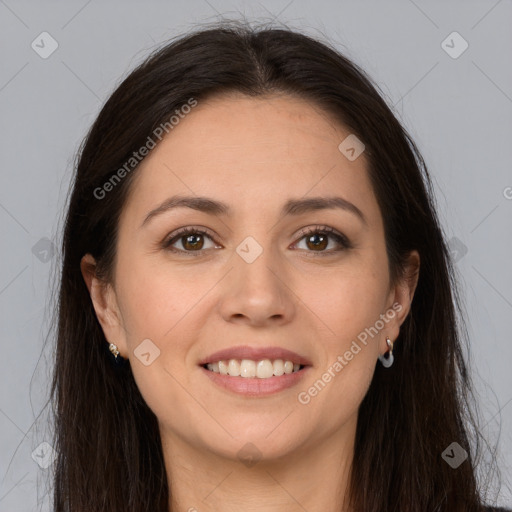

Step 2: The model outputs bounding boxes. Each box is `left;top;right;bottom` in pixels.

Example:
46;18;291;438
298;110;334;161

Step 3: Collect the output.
163;227;218;255
305;232;329;251
294;226;351;254
181;233;205;251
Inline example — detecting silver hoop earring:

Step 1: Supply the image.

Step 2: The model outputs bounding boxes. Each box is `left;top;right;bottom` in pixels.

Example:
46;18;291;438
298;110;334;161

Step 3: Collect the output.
378;337;394;368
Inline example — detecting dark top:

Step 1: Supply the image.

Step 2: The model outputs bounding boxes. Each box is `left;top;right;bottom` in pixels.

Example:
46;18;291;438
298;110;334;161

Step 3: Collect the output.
486;507;512;511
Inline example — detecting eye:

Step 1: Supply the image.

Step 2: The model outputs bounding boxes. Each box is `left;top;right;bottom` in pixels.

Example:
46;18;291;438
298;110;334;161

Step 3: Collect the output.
292;226;351;254
162;225;351;257
162;227;220;256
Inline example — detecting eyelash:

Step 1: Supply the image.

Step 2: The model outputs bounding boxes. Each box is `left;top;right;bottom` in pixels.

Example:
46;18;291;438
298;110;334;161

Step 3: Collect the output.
162;225;352;257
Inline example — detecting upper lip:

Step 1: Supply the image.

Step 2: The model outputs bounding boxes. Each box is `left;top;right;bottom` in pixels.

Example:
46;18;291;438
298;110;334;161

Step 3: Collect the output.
198;345;312;366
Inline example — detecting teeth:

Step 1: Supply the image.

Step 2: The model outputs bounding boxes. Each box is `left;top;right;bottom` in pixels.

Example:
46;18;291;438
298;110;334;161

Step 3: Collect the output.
218;360;229;375
228;359;240;376
256;359;273;378
205;359;303;378
240;359;256;378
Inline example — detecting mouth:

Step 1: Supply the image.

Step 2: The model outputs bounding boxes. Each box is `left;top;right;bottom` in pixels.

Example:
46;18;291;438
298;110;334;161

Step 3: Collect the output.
197;345;312;380
199;357;312;396
201;359;307;379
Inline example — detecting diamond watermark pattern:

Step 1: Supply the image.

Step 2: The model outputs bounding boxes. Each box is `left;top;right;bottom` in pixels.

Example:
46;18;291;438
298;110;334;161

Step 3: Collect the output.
236;236;263;264
338;134;365;161
441;442;468;469
31;32;59;59
31;441;56;469
31;237;55;263
237;442;262;468
441;31;468;59
448;236;468;263
134;338;161;366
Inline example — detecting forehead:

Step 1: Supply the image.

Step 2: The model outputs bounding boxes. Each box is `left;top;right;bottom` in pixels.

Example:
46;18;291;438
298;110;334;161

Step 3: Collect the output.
161;92;348;163
122;93;377;222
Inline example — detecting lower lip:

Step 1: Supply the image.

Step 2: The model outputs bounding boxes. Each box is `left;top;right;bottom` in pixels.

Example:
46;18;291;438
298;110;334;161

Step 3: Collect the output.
199;365;311;396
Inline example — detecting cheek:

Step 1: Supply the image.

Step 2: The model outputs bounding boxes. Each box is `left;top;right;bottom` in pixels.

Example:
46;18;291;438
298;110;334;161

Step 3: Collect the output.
296;254;389;341
296;275;382;429
115;254;204;342
114;261;201;424
293;253;387;403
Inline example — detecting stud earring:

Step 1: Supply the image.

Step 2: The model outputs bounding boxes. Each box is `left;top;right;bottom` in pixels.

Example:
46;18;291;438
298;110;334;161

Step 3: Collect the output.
109;343;119;359
108;342;126;366
378;337;394;368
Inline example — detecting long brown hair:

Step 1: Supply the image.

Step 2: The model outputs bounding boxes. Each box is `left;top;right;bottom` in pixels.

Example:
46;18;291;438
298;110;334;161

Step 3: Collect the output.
48;19;503;511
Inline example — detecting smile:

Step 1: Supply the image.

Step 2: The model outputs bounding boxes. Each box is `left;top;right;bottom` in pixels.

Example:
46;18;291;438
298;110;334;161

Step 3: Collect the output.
200;359;311;396
203;358;304;379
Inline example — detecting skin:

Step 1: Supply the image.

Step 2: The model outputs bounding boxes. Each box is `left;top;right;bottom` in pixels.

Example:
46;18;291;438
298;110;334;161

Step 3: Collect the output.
81;92;419;512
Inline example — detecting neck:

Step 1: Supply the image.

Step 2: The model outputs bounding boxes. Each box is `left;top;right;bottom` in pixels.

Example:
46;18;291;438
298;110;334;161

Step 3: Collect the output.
161;417;357;512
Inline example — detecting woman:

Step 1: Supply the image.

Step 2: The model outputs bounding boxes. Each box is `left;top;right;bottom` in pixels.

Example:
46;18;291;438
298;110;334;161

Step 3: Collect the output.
50;20;509;511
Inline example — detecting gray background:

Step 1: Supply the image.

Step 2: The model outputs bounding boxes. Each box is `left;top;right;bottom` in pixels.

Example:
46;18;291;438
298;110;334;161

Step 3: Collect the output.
1;0;511;510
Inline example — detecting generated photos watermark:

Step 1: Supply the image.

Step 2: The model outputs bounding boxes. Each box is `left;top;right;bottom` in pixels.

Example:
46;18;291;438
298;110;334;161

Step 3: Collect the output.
297;301;402;405
93;97;198;200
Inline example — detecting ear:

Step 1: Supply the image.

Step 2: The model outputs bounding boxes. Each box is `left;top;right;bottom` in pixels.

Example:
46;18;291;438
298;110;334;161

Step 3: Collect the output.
80;253;128;358
382;250;420;350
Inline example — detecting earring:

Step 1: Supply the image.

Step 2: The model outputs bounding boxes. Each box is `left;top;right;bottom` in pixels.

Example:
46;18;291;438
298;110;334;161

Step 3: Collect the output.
109;342;120;359
378;337;394;368
108;342;126;366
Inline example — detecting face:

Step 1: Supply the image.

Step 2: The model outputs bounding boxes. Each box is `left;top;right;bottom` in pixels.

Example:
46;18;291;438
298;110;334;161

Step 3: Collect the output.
83;93;417;463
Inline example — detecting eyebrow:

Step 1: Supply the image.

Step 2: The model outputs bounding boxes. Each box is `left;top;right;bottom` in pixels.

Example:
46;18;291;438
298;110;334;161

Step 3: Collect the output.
140;194;367;228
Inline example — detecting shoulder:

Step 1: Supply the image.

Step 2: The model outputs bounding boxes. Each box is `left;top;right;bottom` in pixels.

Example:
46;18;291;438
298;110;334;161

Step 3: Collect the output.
484;507;512;512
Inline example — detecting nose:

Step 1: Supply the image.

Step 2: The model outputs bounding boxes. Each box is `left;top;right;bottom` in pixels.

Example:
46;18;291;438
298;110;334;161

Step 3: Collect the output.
218;246;296;327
